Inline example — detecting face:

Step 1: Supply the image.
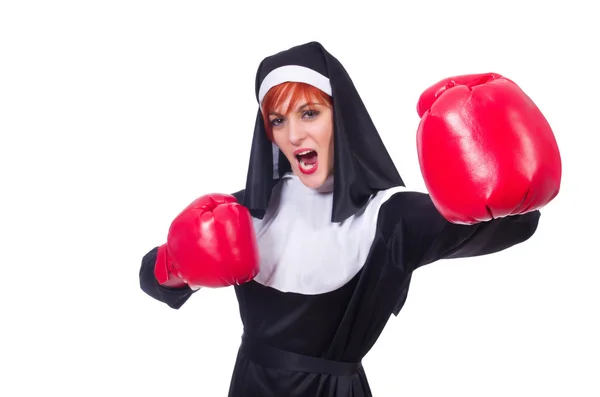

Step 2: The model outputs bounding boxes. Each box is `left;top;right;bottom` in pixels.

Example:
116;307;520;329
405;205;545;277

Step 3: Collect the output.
266;96;334;189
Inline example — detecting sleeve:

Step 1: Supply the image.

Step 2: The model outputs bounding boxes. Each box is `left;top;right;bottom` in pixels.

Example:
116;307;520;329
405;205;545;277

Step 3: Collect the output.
139;246;197;310
383;191;541;271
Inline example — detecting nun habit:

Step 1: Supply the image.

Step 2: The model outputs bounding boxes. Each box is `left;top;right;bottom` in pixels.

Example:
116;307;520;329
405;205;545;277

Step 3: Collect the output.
138;41;541;397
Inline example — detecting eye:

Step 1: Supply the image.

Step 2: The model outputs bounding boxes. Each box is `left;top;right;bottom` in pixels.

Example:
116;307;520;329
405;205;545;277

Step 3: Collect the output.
270;117;285;127
302;109;319;119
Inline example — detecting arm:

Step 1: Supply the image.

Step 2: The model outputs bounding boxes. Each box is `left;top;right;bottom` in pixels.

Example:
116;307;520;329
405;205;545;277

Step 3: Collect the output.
383;192;541;271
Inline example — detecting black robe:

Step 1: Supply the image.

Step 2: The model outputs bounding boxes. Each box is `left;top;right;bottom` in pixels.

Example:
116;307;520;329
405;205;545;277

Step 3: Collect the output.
139;177;540;397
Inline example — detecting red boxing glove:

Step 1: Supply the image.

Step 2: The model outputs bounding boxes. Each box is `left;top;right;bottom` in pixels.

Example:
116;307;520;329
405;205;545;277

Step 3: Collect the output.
154;194;260;289
416;73;562;224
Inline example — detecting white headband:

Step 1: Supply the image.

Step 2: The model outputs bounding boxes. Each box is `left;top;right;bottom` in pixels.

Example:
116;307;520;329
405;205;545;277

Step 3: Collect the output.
257;65;332;104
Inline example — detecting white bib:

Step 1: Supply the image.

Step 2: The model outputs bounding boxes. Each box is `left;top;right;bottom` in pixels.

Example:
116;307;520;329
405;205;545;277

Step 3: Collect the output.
251;173;405;295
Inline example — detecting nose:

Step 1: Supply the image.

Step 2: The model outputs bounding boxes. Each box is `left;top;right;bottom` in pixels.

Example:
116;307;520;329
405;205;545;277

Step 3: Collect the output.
287;119;307;146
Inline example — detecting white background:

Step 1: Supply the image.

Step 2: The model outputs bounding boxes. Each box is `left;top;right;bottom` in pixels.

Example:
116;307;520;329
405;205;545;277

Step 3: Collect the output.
1;1;598;396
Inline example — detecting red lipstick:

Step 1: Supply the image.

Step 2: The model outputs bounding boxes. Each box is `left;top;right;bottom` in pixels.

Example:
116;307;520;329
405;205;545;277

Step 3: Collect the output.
294;148;318;175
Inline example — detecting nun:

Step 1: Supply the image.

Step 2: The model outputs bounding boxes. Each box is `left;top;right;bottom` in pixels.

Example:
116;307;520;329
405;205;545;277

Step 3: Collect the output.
140;41;552;397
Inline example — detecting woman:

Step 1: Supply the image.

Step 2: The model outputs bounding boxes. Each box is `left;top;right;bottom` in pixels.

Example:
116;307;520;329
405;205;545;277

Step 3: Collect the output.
139;41;556;396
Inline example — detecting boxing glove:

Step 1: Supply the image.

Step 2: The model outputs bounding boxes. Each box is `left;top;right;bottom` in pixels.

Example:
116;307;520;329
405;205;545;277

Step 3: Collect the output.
154;193;260;289
416;73;562;224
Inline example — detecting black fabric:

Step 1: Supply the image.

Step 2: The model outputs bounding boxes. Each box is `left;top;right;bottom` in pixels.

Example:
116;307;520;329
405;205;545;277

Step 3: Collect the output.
240;333;363;376
241;41;404;222
379;192;541;270
228;263;377;397
374;192;541;316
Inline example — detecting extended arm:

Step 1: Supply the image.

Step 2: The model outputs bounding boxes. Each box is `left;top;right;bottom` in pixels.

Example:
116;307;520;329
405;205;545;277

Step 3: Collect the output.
383;192;540;271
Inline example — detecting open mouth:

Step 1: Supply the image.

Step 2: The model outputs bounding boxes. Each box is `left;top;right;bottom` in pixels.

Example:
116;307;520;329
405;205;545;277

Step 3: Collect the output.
294;149;318;175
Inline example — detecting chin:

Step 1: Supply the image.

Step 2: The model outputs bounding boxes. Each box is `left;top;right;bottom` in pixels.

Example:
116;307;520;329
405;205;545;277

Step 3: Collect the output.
297;173;328;189
292;164;328;189
290;151;331;189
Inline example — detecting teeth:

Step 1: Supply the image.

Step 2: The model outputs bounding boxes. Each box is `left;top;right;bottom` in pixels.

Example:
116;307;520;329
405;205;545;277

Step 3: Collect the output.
299;161;316;169
297;150;314;156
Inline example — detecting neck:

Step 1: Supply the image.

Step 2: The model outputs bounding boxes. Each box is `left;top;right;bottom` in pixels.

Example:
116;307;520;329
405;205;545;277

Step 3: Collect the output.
283;172;334;194
316;174;334;193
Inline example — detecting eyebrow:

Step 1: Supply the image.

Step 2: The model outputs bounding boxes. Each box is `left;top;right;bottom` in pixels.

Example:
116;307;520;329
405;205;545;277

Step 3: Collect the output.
269;102;321;116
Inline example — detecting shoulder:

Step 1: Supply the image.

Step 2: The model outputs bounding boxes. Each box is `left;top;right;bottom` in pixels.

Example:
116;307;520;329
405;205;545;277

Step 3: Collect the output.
377;189;437;218
374;188;440;237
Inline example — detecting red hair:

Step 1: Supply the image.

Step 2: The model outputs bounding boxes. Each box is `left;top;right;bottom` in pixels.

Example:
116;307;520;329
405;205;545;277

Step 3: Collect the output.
261;82;332;140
